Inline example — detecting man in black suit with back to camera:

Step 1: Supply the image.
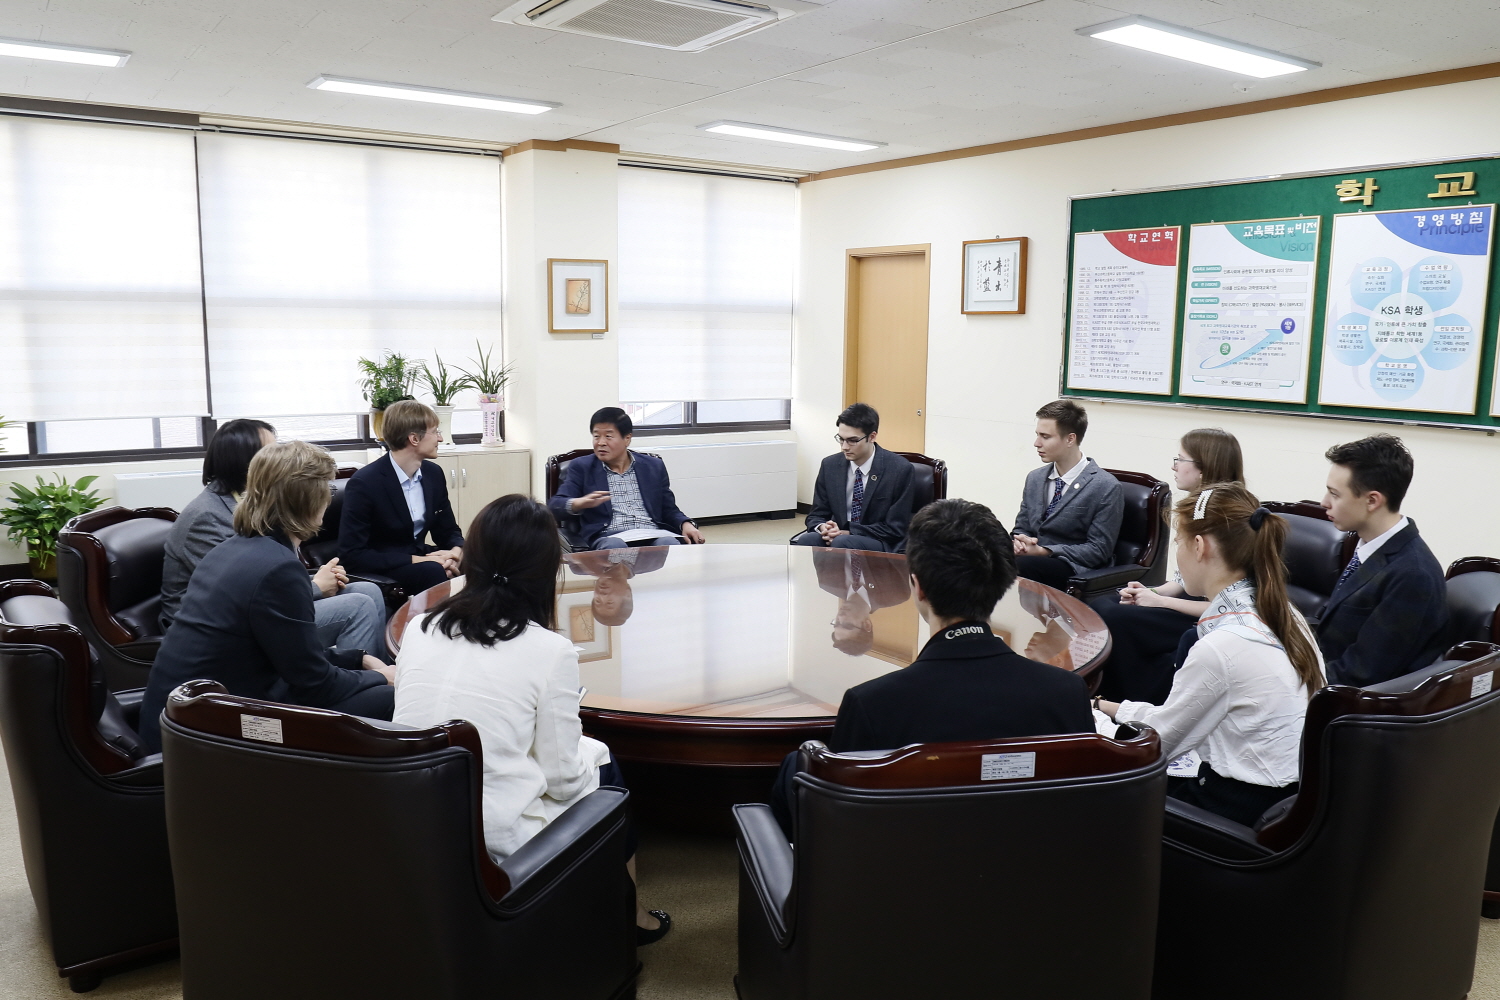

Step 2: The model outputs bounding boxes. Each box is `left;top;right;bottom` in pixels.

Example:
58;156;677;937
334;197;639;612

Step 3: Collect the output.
772;498;1096;837
795;403;915;552
338;399;464;598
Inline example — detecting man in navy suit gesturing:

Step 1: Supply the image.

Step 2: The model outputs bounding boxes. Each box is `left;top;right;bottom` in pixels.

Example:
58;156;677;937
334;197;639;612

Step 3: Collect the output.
549;407;704;550
339;400;464;597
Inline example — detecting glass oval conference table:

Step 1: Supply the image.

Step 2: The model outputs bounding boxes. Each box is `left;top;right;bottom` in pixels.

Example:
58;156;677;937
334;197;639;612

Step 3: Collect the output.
387;543;1111;831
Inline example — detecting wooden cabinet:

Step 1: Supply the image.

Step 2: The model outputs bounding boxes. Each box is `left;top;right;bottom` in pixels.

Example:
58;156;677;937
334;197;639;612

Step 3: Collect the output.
431;447;531;529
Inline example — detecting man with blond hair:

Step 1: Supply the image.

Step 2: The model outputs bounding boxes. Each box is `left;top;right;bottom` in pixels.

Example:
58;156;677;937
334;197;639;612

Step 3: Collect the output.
340;400;464;597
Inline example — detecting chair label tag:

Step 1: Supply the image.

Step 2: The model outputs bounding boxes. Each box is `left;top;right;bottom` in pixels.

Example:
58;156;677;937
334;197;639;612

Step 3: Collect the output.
240;715;284;744
980;752;1036;780
1472;672;1494;700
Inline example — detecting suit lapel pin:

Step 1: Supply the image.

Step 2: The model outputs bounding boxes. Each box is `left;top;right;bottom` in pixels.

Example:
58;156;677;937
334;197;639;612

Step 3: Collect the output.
869;475;876;483
1074;482;1081;490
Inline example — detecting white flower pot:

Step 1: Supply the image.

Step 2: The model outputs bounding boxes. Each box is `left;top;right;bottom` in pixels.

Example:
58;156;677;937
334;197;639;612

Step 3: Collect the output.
434;404;456;450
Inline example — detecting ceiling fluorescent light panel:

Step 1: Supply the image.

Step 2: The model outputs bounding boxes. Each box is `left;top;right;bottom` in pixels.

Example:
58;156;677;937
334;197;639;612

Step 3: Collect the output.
1078;15;1319;79
0;37;130;67
699;121;885;152
309;76;558;115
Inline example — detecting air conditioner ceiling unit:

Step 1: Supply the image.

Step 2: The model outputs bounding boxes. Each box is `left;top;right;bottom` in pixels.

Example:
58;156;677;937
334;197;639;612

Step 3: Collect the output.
495;0;798;52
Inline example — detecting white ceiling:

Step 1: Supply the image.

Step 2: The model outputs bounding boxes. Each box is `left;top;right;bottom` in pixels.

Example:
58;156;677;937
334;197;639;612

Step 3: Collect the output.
1;0;1498;173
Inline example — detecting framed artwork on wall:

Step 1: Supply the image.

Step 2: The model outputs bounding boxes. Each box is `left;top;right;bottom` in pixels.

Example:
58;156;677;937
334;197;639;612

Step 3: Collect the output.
548;258;609;333
962;236;1028;314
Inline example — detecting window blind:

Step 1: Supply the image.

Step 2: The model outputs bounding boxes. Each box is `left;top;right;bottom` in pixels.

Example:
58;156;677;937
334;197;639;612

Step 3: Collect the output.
196;134;503;418
0;118;207;422
617;167;795;402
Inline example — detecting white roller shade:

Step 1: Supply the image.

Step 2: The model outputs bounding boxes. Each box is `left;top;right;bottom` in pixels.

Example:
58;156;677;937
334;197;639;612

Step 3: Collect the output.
618;167;795;402
196;134;503;418
0;118;207;422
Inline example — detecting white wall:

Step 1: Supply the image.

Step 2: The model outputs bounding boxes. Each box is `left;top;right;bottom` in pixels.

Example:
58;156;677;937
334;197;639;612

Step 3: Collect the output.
795;76;1500;571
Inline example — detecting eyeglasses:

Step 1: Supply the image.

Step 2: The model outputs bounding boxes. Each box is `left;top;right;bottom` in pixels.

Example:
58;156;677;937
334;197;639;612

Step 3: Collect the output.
834;433;870;446
1172;456;1198;467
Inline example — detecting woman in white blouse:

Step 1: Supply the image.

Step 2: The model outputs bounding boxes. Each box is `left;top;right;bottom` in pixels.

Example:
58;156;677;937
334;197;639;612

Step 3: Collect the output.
393;494;670;944
1096;482;1324;826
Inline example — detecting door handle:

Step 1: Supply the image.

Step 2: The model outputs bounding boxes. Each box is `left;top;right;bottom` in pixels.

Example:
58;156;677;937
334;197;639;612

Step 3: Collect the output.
917;409;923;416
448;468;456;489
461;468;467;488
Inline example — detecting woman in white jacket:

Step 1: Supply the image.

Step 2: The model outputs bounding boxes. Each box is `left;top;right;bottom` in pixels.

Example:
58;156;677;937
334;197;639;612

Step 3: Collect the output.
1096;482;1324;826
393;493;670;944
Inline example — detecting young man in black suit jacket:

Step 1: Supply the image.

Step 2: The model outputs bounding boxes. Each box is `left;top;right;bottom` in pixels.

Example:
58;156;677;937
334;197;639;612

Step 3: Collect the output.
1316;434;1448;686
772;498;1095;836
339;400;464;598
794;403;916;552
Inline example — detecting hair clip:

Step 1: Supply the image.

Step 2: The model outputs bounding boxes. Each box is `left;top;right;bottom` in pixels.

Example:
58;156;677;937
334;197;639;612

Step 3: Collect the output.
492;572;508;585
1248;507;1270;531
1192;488;1214;520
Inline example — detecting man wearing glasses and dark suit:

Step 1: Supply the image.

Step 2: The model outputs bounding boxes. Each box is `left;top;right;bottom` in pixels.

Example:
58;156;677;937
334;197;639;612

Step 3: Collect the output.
793;403;915;553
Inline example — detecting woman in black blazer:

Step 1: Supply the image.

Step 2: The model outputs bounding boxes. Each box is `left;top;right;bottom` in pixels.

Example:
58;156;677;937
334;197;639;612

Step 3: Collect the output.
138;441;395;752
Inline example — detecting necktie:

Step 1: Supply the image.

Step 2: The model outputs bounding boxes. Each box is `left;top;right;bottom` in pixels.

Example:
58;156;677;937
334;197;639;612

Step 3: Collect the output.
1334;553;1362;593
850;469;865;524
1045;476;1067;519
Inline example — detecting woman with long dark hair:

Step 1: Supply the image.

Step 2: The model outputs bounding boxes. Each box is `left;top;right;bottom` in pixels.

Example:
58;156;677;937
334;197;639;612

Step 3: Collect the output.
159;418;385;658
392;494;670;945
1096;483;1323;825
1093;427;1245;704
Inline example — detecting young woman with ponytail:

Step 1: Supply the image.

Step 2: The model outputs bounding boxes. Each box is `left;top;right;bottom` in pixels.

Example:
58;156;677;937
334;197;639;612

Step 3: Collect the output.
1095;483;1324;826
391;494;671;944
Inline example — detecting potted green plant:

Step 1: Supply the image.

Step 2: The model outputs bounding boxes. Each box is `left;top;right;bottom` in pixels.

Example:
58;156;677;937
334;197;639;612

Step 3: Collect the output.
456;340;514;448
0;474;104;581
416;353;474;450
357;352;416;441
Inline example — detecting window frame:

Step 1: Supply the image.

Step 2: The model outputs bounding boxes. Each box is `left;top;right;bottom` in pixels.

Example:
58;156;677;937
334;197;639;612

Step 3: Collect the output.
0;415;493;467
628;400;790;436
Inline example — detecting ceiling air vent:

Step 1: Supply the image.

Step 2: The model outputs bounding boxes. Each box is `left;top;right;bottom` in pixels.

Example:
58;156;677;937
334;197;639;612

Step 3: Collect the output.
494;0;795;52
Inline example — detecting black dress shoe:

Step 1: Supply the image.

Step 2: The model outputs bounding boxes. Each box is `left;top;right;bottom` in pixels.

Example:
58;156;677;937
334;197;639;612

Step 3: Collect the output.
637;910;672;946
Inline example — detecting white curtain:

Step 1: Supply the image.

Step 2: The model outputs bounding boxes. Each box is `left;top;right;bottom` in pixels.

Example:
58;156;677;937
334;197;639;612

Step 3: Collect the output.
0;118;207;422
196;134;502;418
617;167;796;402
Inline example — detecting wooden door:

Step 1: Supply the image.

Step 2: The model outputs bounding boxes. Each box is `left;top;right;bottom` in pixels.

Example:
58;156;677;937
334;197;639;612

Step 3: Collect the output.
846;247;930;453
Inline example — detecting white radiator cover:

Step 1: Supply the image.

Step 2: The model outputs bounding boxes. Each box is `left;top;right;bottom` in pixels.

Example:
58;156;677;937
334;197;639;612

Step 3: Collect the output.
113;470;203;512
647;441;796;519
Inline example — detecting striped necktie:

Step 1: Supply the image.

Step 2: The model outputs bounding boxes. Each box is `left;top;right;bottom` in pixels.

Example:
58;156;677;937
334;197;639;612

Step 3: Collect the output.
850;469;865;524
1334;552;1362;593
1045;476;1067;519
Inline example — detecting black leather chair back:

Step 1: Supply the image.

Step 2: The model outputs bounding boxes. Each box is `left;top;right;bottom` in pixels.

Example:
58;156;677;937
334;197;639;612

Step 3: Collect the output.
57;506;178;691
889;452;947;513
1156;644;1500;1000
736;728;1166;1000
1062;470;1171;598
1443;557;1500;647
300;467;357;568
161;681;637;1000
0;580;174;990
1262;500;1356;622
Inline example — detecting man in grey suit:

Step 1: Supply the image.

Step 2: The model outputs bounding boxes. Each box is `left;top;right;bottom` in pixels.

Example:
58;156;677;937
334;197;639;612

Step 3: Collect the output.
1012;399;1124;590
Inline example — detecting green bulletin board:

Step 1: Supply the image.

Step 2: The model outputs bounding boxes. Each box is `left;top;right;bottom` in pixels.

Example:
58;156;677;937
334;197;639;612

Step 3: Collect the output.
1063;155;1500;430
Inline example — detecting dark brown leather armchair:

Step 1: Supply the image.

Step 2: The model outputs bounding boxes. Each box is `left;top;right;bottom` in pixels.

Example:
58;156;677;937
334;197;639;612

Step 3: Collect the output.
735;727;1166;1000
160;681;638;999
56;507;177;692
1261;500;1357;623
0;580;176;992
1155;642;1500;1000
785;451;948;544
1064;469;1172;599
298;466;406;610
